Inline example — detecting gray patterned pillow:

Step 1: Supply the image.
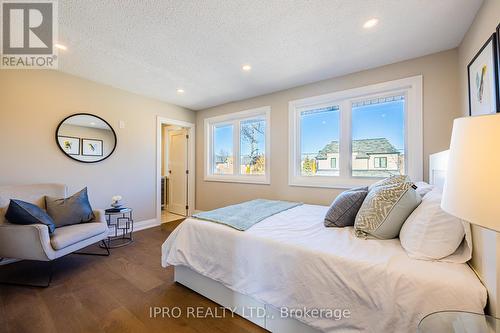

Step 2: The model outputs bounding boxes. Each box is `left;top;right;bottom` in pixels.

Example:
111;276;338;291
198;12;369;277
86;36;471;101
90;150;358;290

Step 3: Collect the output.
324;187;368;227
355;182;421;239
368;175;409;191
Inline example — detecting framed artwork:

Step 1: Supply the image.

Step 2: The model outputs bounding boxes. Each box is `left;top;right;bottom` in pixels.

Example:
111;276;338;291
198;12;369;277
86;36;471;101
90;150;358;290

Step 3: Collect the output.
467;33;499;116
497;23;500;102
82;138;103;156
57;136;80;155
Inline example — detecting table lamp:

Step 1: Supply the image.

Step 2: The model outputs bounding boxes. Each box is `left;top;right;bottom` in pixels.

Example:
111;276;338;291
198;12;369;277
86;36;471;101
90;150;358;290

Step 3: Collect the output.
441;114;500;232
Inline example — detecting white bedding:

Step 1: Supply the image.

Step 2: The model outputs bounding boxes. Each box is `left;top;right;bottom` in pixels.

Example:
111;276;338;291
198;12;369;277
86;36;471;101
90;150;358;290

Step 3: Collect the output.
162;204;487;333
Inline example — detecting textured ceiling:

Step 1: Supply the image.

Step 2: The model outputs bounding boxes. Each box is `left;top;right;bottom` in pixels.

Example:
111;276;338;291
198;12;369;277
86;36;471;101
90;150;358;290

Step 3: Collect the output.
58;0;482;110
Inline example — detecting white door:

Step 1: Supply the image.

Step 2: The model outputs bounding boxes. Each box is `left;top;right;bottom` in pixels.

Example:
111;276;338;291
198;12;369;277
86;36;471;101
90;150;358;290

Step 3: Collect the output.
168;129;188;216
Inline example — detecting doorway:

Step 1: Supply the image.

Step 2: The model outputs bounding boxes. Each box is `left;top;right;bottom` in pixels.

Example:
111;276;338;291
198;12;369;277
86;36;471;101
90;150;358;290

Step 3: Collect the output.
156;117;195;224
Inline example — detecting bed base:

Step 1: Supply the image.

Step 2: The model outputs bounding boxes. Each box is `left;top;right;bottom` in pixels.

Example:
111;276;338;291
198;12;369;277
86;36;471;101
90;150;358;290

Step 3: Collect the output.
174;265;320;333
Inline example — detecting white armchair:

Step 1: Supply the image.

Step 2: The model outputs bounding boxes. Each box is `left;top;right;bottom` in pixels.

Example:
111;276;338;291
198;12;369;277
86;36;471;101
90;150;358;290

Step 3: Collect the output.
0;184;109;286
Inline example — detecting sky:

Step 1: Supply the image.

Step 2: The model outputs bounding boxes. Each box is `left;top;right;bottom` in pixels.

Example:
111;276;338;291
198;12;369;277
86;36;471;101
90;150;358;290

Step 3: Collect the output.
301;100;405;154
214;120;266;157
214;124;233;156
214;99;405;157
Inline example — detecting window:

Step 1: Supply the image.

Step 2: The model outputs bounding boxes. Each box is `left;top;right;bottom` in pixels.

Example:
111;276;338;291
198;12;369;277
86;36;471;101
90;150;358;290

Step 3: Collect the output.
352;96;404;177
330;157;337;169
240;118;266;175
300;106;340;176
374;157;388;169
213;124;233;174
205;106;271;184
289;76;422;188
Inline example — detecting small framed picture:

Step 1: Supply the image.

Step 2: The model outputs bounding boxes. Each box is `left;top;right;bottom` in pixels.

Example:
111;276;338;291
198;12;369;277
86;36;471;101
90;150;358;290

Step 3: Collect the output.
467;33;499;116
82;138;103;156
497;23;500;101
57;136;80;155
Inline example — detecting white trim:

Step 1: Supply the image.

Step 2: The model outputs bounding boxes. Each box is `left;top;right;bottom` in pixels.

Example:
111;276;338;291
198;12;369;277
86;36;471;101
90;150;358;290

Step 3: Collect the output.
0;258;20;266
288;75;423;189
133;218;161;232
204;106;271;185
156;117;196;223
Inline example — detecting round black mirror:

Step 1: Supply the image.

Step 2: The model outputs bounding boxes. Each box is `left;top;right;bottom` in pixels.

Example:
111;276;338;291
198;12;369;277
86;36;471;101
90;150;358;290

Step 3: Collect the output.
56;113;117;163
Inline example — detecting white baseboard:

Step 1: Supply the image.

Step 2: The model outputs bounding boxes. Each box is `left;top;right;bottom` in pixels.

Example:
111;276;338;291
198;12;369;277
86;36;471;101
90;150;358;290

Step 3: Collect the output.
0;258;20;266
133;218;161;232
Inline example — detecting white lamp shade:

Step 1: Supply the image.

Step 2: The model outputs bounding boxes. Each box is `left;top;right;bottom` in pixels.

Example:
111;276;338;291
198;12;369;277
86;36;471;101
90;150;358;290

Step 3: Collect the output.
441;114;500;231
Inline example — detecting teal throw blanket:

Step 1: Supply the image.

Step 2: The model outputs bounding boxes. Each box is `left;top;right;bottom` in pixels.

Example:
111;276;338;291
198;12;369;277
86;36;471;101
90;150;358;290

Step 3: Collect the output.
193;199;302;231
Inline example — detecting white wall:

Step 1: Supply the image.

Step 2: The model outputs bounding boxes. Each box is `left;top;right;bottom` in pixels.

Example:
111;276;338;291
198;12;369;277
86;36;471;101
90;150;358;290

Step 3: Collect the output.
0;70;195;222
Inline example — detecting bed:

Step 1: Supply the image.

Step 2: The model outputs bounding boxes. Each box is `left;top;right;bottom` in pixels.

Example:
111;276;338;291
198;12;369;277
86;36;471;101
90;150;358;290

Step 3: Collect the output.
161;152;488;332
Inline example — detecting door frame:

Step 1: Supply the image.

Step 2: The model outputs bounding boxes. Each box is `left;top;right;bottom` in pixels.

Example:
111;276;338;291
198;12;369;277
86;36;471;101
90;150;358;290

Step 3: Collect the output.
156;116;195;223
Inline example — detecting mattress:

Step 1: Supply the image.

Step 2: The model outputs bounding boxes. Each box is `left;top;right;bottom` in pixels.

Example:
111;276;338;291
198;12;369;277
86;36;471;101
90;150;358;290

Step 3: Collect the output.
162;204;487;333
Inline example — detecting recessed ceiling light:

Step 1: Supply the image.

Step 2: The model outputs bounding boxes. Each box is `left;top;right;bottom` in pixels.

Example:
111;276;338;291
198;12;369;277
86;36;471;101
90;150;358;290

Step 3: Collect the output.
176;88;185;94
363;18;379;29
54;43;67;50
242;64;252;72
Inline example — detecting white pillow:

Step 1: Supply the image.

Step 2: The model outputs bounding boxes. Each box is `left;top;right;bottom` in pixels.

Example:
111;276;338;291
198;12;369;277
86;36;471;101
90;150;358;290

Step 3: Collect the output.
414;181;435;198
400;188;471;263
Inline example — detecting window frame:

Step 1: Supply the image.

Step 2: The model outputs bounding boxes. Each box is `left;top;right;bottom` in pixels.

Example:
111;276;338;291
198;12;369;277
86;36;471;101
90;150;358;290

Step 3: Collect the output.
288;76;423;189
204;106;271;184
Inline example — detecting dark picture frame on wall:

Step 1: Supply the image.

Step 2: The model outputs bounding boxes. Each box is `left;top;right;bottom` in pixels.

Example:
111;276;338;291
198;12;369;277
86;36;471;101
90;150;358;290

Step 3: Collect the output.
497;23;500;106
81;138;104;157
467;33;499;116
57;136;80;155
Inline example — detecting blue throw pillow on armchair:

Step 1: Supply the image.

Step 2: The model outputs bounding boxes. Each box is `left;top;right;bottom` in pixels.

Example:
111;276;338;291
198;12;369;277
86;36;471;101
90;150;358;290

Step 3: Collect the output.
5;199;56;233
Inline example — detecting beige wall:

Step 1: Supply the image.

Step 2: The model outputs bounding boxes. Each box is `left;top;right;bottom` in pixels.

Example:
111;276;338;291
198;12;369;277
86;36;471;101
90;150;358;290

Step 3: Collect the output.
0;70;195;222
196;49;461;211
458;0;500;117
457;0;500;316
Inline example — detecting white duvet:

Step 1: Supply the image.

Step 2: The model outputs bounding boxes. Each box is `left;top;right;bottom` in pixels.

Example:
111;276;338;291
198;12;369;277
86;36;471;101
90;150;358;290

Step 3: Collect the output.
162;204;487;333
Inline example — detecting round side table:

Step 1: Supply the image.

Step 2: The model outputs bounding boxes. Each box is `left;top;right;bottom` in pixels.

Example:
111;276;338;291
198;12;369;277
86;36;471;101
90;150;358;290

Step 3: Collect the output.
418;311;500;333
101;208;134;248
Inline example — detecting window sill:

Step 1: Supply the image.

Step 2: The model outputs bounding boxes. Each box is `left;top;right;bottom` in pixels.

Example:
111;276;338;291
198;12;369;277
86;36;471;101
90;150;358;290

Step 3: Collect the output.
204;175;270;185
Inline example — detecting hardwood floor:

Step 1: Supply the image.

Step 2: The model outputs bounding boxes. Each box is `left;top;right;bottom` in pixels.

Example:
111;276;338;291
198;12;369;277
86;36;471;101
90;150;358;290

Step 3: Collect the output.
161;210;185;223
0;221;267;333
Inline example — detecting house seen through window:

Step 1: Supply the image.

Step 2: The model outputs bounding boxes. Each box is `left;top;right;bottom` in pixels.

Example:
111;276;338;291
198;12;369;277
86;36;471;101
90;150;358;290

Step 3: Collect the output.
351;96;404;177
289;76;423;188
300;106;340;176
299;95;405;179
